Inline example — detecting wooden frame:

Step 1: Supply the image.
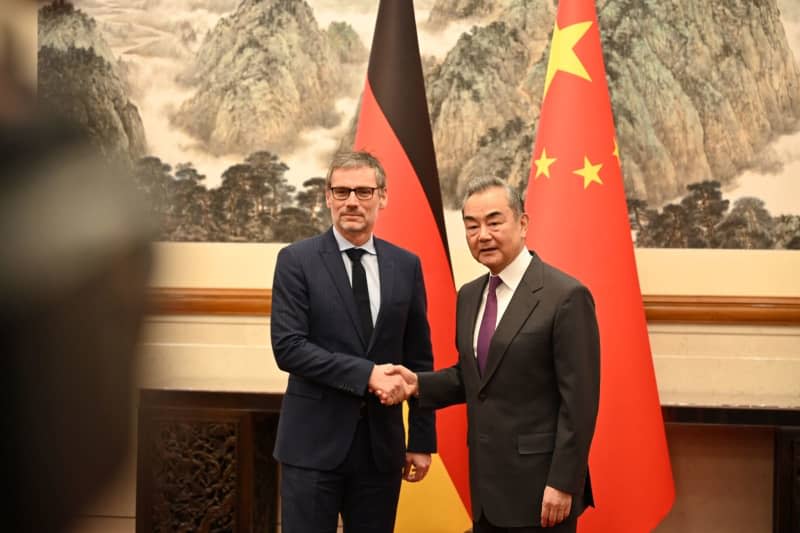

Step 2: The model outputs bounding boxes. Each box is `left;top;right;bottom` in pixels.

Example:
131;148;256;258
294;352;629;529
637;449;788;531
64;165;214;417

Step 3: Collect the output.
147;244;800;324
148;287;800;324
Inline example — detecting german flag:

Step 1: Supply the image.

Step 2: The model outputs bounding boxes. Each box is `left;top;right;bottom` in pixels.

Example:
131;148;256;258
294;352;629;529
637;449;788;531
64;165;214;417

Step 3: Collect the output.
354;1;471;530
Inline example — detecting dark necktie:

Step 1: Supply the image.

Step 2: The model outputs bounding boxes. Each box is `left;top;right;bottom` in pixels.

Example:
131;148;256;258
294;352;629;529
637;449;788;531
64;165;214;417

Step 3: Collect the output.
476;275;502;375
345;248;373;343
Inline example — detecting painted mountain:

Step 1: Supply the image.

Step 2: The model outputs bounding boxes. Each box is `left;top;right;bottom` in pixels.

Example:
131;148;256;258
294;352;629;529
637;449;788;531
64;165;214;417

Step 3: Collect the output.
37;0;800;248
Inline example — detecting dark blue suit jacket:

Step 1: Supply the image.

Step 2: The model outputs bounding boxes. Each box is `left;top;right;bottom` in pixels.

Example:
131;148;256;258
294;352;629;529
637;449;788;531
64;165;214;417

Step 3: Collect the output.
271;228;436;472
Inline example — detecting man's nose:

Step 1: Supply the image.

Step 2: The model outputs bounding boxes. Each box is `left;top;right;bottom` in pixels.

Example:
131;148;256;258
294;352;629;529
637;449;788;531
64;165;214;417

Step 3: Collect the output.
478;224;491;240
344;190;360;206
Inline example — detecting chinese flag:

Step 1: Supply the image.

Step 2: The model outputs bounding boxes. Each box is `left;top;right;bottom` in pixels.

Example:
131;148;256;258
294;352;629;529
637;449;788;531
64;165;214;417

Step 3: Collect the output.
354;1;471;531
525;0;675;531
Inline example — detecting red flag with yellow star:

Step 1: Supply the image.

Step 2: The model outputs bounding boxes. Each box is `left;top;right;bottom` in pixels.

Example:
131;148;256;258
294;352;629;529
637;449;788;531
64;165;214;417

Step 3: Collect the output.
354;2;471;530
525;0;674;531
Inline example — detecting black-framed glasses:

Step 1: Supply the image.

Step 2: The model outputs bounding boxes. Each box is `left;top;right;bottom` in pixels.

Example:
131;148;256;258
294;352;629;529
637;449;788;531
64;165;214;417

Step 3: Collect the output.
329;186;383;201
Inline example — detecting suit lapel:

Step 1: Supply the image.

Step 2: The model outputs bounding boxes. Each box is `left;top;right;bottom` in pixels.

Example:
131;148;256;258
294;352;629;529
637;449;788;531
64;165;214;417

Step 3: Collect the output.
371;239;394;352
479;254;544;389
460;276;486;379
318;229;368;348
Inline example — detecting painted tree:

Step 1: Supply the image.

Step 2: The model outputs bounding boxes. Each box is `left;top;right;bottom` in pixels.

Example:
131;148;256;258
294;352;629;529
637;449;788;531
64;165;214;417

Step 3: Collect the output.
212;163;259;241
244;151;293;223
170;162;211;241
132;156;173;238
716;197;774;249
295;176;330;231
773;215;800;249
640;203;691;248
680;181;729;248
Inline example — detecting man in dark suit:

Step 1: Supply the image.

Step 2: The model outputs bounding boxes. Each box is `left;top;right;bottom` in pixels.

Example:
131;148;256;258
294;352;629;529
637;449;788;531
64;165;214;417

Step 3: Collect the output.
385;176;600;532
270;151;436;533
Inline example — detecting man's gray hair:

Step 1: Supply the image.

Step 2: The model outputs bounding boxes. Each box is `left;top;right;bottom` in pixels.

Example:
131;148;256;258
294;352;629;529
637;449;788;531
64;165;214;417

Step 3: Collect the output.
461;176;524;217
325;151;387;189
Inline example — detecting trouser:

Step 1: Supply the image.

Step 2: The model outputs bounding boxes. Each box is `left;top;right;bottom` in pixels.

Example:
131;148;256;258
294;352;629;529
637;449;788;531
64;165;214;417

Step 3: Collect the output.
280;417;402;533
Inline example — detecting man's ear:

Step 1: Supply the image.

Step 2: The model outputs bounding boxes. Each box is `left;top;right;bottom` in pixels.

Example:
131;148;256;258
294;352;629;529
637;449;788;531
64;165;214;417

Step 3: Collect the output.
378;188;388;210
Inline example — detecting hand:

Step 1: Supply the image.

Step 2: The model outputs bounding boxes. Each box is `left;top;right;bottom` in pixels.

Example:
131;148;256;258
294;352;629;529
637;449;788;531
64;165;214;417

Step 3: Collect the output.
540;486;572;527
403;452;431;482
368;363;407;405
385;364;419;399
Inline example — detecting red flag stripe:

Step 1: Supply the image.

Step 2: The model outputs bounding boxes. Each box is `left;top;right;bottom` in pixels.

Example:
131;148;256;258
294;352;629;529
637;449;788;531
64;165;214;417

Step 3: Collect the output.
366;0;450;262
354;1;471;512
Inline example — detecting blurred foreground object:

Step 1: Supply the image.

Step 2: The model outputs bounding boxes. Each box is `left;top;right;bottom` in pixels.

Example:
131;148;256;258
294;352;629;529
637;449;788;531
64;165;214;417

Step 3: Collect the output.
0;0;37;120
0;116;155;531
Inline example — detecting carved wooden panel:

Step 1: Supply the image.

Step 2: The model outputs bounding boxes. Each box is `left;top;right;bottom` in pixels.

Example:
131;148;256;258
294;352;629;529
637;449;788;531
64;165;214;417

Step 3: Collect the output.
254;414;279;532
774;428;800;533
149;419;238;532
137;390;283;533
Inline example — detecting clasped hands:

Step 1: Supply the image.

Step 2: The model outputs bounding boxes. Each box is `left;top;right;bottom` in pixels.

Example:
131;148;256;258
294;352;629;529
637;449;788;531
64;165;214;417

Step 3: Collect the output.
367;363;418;405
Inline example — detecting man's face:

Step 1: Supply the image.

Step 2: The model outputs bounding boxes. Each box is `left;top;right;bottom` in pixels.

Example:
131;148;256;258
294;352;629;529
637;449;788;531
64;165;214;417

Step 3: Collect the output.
326;166;387;244
462;186;528;274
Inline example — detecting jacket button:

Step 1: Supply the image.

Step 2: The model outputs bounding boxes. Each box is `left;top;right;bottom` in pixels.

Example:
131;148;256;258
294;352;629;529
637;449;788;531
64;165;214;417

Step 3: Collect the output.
478;392;487;401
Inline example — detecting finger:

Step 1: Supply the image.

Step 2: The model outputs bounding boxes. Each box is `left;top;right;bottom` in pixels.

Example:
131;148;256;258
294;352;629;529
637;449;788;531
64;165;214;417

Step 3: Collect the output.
410;461;428;482
541;504;554;528
548;507;558;527
414;465;429;481
402;460;412;480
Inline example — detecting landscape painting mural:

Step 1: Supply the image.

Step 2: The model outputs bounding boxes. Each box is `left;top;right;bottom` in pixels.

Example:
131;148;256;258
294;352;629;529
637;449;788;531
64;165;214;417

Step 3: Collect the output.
38;0;800;249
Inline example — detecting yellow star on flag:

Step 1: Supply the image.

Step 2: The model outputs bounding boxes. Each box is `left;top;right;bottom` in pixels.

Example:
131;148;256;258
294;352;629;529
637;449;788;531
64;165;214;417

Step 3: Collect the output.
613;138;620;162
534;147;557;179
573;156;603;189
543;20;593;99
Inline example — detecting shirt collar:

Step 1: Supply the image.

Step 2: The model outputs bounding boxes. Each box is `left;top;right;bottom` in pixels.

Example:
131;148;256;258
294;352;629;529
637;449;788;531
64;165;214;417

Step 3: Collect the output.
332;226;376;255
493;247;531;292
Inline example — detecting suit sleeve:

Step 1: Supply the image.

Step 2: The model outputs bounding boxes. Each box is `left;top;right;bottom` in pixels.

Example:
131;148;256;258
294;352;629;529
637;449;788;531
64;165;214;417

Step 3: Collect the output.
417;285;467;410
416;364;466;410
546;284;601;494
271;245;374;396
402;257;437;453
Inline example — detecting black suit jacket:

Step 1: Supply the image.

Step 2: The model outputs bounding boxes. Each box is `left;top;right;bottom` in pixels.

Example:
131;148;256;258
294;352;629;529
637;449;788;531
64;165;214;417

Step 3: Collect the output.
271;228;436;472
418;252;600;527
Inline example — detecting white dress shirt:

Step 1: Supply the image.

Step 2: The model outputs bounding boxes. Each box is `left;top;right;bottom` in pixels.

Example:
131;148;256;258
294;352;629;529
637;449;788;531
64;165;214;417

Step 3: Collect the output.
472;247;533;356
332;227;380;325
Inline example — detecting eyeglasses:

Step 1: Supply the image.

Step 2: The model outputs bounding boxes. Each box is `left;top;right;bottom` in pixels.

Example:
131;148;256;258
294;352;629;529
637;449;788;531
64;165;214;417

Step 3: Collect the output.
329;186;383;201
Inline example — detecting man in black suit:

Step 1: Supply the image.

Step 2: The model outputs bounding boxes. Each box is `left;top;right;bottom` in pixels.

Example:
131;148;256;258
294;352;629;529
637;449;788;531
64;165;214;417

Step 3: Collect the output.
385;177;600;532
270;151;436;533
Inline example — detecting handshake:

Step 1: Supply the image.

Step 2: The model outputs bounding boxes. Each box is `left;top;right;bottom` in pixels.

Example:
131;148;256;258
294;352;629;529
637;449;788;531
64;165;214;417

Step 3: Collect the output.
367;364;419;405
